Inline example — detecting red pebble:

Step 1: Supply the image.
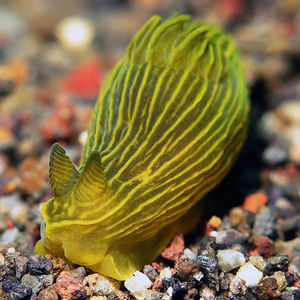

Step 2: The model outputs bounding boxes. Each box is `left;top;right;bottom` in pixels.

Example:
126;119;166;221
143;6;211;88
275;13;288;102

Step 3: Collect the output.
243;193;268;213
253;235;275;258
151;262;162;273
56;271;86;300
62;60;102;99
161;233;184;262
5;220;14;229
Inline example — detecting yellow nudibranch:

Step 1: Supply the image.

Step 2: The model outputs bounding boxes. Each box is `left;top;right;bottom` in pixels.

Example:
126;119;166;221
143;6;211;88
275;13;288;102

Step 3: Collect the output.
36;14;249;280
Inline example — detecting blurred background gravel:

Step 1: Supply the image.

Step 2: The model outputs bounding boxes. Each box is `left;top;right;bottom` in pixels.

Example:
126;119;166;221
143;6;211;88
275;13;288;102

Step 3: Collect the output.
1;0;300;299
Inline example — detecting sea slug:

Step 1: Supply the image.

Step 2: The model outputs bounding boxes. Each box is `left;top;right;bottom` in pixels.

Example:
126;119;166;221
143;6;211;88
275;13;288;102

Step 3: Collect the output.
35;13;250;280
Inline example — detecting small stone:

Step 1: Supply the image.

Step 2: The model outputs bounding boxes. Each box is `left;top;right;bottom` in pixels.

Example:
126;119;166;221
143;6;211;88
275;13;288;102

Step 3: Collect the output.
21;274;43;294
38;274;54;288
2;280;33;299
217;249;246;272
18;157;48;194
38;284;58;300
249;256;267;271
264;254;291;276
228;207;247;227
27;255;53;275
159;267;173;280
198;284;215;299
7;247;15;253
269;271;287;291
262;145;288;165
45;254;67;274
1;227;19;242
193;271;204;281
161;233;184;262
206;215;222;232
281;288;300;300
253;235;276;258
14;256;29;279
56;271;87;300
176;258;200;280
237;262;263;287
70;267;86;281
183;248;196;260
290;256;300;276
124;271;152;294
275;197;297;218
253;206;276;238
83;273;120;296
143;265;158;281
229;275;246;296
255;277;281;299
243;193;268;213
211;229;246;247
196;255;218;289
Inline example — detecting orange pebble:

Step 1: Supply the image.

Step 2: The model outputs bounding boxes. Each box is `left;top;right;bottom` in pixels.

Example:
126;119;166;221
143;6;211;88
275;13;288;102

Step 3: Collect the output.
243;193;268;213
4;181;17;194
206;215;222;233
6;220;14;229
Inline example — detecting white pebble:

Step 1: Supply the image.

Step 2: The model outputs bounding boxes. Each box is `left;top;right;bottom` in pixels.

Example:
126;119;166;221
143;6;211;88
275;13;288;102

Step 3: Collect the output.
124;271;152;294
237;262;263;287
1;227;19;242
193;271;204;281
166;286;173;297
7;247;15;254
159;267;173;280
183;248;196;260
56;17;94;51
217;249;246;272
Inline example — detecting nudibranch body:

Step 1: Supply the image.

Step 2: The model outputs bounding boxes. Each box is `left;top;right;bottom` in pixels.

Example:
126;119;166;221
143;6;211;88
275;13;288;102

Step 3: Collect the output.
36;14;250;280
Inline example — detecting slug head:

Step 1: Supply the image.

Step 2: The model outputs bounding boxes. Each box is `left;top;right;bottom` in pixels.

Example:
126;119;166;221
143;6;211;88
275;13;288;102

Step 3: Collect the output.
37;143;112;272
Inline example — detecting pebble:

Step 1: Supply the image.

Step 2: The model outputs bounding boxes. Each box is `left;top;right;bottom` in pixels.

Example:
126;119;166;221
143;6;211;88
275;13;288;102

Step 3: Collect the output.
264;254;291;275
56;271;87;300
211;229;246;246
262;145;288;165
56;17;95;51
161;233;184;262
70;266;86;281
269;271;287;290
290;256;300;276
0;194;29;221
176;258;200;280
253;235;276;258
237;262;263;287
2;279;33;299
198;284;215;299
196;255;218;288
255;277;281;299
229;275;246;296
1;227;19;242
253;206;276;237
124;271;152;296
216;249;246;272
142;264;158;281
38;284;58;300
21;274;43;294
159;267;173;280
183;248;197;260
83;273;120;296
249;255;267;271
193;271;204;281
27;255;53;275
